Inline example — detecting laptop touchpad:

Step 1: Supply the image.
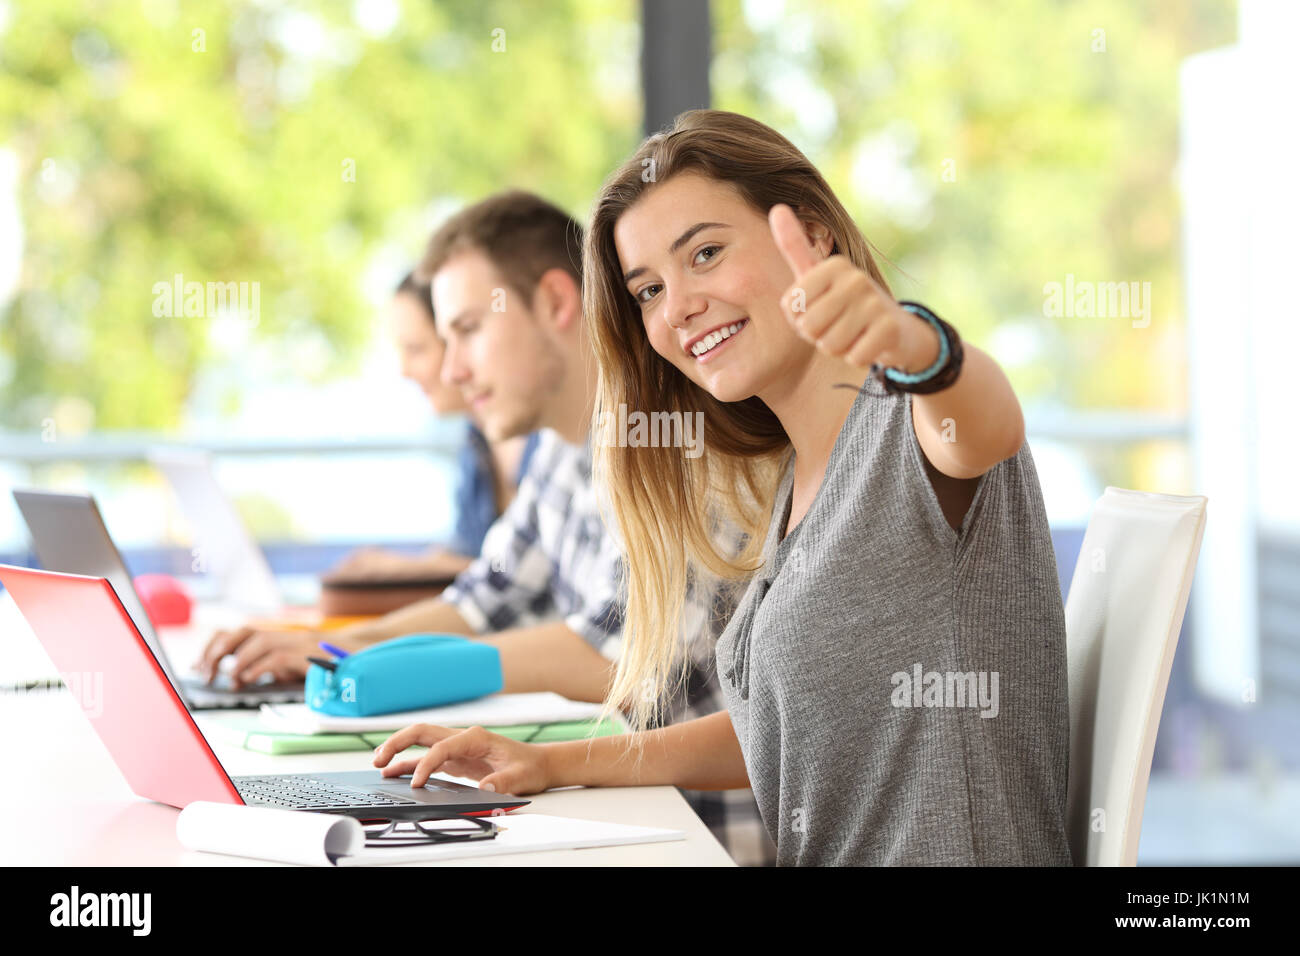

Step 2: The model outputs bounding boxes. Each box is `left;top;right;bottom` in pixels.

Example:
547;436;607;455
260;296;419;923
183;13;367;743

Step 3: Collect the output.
373;777;456;793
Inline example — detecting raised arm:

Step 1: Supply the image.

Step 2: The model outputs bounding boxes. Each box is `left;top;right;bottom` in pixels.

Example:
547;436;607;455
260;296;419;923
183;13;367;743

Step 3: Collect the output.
908;342;1025;480
769;202;1024;480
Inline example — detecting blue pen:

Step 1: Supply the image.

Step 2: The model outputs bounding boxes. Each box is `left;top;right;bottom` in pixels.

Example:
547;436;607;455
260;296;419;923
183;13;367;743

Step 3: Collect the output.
318;641;351;659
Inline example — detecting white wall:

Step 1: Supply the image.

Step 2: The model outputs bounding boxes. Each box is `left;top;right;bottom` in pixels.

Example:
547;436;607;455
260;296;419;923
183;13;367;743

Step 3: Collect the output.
1180;0;1300;703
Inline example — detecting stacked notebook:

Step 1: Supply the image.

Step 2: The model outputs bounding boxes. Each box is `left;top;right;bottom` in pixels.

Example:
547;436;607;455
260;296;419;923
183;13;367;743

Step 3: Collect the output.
199;691;625;754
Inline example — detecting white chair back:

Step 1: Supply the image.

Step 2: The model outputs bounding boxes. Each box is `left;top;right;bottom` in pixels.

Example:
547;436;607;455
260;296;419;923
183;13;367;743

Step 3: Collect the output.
1063;486;1208;866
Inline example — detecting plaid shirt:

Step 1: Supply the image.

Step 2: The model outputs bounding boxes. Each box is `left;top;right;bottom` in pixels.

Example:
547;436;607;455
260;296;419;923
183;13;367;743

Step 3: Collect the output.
442;429;777;866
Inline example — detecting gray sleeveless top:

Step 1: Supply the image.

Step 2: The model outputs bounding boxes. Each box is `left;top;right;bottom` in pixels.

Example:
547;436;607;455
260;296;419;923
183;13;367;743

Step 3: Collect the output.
714;379;1071;865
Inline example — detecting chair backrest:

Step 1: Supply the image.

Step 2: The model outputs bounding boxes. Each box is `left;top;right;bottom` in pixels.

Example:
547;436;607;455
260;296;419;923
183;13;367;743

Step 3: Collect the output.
1063;486;1208;866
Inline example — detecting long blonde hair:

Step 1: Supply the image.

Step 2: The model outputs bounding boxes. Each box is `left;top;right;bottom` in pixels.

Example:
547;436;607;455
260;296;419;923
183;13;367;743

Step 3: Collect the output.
584;109;893;737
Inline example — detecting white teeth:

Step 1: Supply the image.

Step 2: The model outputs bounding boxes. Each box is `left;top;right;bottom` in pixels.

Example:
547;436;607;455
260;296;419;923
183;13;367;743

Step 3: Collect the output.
691;320;746;358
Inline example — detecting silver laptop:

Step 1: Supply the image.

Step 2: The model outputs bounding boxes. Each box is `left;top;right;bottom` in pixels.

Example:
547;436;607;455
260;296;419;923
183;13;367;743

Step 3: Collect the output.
148;449;287;613
11;489;302;709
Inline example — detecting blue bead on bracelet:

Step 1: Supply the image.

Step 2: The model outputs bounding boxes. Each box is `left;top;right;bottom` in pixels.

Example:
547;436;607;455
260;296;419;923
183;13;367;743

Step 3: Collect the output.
881;302;950;386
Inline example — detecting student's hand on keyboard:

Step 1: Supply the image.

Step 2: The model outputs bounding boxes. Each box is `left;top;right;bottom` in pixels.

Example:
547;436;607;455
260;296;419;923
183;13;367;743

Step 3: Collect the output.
198;626;322;689
372;724;551;797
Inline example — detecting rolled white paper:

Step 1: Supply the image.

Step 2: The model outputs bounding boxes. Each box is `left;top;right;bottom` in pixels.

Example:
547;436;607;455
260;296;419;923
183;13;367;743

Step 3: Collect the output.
177;801;364;866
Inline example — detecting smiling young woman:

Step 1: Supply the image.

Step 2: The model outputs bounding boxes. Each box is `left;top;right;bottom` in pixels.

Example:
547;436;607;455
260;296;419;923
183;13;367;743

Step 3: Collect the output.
372;110;1070;867
585;110;1068;866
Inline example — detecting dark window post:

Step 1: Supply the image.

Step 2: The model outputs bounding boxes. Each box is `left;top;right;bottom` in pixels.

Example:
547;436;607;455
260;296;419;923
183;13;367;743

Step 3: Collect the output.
640;0;712;137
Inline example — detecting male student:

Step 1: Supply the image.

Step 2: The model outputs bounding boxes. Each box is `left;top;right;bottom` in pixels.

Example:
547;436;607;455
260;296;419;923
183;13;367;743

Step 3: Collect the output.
199;191;776;866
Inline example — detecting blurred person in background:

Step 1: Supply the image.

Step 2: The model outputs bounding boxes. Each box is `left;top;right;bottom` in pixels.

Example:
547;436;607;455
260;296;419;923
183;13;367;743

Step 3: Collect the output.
326;270;538;581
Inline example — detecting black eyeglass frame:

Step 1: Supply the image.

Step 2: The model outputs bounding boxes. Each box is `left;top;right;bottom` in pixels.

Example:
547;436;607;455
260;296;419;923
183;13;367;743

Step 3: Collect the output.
360;815;500;848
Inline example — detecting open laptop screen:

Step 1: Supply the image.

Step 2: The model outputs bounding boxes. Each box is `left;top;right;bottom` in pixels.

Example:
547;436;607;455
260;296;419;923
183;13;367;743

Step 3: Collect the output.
11;489;191;698
0;564;241;808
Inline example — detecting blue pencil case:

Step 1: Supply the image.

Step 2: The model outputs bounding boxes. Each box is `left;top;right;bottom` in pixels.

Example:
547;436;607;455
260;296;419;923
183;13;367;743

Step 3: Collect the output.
305;634;503;717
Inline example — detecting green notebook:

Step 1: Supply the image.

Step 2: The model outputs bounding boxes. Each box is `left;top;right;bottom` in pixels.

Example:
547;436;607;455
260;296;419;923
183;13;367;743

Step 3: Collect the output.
203;713;625;755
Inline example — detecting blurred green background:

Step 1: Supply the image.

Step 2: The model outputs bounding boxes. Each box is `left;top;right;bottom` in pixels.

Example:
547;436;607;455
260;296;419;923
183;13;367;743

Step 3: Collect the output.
1;0;1233;454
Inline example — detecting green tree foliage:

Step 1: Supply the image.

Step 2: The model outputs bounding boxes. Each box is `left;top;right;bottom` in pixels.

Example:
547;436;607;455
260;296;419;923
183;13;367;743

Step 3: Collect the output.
0;0;638;430
0;0;1238;440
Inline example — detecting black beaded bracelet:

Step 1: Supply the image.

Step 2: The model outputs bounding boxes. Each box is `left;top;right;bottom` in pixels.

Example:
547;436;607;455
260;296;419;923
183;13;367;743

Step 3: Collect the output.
870;301;964;395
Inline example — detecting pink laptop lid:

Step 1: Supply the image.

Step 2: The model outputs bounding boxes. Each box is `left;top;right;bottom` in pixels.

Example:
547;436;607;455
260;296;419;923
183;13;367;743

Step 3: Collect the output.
0;564;241;809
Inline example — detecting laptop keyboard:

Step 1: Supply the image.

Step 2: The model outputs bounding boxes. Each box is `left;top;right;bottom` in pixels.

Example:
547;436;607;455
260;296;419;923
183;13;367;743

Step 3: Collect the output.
235;775;424;810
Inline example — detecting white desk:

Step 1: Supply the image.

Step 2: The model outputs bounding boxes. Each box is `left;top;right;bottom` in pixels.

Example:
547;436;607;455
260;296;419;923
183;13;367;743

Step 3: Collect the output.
0;689;734;866
0;602;735;866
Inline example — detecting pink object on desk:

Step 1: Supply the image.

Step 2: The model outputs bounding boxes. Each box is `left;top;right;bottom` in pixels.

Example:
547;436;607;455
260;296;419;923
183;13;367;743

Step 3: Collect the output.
132;573;192;626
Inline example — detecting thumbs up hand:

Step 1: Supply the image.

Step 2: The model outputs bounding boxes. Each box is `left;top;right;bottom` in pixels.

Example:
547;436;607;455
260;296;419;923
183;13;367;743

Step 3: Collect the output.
769;203;940;374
